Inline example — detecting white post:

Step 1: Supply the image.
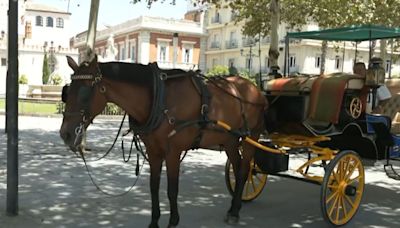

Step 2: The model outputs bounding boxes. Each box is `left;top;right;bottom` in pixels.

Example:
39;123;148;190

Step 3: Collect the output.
83;0;100;63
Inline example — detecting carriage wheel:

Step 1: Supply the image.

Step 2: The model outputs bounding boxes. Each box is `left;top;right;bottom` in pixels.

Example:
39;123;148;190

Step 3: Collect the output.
225;158;268;202
349;97;362;119
321;150;365;226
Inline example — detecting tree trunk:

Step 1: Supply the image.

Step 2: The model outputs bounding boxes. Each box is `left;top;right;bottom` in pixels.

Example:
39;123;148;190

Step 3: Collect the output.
269;0;280;68
380;39;387;60
320;40;327;75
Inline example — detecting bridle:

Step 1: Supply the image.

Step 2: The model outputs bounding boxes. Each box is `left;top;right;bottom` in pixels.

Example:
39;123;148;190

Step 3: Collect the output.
62;63;105;147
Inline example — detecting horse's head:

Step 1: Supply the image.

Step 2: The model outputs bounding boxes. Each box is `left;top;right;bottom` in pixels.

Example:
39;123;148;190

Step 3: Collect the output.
59;55;107;152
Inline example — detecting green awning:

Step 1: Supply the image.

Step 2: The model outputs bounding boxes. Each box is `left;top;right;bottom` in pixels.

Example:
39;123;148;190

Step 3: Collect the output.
286;25;400;41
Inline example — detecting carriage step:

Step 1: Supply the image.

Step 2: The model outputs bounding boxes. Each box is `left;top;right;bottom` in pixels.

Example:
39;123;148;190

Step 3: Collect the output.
384;164;400;180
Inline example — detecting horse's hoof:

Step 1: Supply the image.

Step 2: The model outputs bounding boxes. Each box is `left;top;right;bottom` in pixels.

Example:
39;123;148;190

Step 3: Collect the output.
167;225;177;228
148;223;159;228
224;213;239;225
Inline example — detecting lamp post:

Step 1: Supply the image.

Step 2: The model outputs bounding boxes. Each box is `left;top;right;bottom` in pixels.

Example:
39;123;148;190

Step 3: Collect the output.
240;36;262;88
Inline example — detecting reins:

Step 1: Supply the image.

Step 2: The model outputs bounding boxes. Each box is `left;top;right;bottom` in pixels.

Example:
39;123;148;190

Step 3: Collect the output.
77;147;146;197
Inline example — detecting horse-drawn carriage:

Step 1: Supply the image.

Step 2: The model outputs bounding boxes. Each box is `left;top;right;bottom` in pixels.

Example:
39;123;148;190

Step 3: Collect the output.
59;25;400;227
225;25;400;226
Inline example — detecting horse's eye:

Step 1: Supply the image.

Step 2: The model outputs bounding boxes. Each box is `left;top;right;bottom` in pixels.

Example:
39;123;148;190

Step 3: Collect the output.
61;84;69;103
78;86;92;105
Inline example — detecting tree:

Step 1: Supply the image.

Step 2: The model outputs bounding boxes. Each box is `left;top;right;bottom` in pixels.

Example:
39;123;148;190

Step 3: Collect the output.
42;53;50;84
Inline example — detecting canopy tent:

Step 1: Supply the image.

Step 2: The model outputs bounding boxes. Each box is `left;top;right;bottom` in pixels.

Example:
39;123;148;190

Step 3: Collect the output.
283;25;400;75
286;25;400;42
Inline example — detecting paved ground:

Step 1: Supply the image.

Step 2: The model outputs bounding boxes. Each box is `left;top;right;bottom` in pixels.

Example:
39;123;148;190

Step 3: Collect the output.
0;115;399;228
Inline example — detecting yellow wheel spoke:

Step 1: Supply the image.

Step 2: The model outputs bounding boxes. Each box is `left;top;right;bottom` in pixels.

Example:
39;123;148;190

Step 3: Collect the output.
345;160;360;181
342;195;348;218
347;175;360;185
344;195;355;208
332;170;340;182
335;196;342;223
328;184;339;189
251;178;256;191
328;193;340;217
326;190;338;203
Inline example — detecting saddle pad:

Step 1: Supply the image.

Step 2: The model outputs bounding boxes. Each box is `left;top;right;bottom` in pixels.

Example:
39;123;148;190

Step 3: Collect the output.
308;73;362;123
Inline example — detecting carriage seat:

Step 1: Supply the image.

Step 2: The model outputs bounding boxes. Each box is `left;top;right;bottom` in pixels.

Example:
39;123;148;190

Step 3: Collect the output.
263;76;318;95
308;73;365;124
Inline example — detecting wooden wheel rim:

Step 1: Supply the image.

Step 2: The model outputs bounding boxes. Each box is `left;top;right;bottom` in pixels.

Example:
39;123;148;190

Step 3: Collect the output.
349;97;362;119
322;151;365;226
227;159;268;201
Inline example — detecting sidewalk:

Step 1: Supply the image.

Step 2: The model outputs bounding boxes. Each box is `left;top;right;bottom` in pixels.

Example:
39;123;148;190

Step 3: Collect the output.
0;115;399;228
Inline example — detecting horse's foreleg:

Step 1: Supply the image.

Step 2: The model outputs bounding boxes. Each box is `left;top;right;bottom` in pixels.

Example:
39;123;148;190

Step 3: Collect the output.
226;142;254;224
224;142;243;224
149;154;163;228
165;149;181;227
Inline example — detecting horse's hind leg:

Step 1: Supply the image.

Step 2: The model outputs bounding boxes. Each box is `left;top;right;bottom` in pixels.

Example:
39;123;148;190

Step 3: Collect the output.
148;151;163;228
165;148;182;227
225;141;255;224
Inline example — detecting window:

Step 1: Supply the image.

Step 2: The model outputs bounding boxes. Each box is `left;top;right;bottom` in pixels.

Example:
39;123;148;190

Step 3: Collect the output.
119;43;125;60
289;55;296;67
1;58;6;66
157;41;169;62
182;44;193;64
385;59;391;73
129;41;136;62
265;57;270;68
35;16;43;26
334;55;341;70
56;18;64;28
246;58;252;71
315;55;321;68
46;17;53;27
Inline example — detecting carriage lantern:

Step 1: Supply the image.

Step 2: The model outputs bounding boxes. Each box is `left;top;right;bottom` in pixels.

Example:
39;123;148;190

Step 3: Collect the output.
365;57;386;87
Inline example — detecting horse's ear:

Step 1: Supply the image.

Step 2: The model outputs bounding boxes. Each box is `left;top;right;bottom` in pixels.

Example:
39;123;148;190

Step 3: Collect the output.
66;56;78;72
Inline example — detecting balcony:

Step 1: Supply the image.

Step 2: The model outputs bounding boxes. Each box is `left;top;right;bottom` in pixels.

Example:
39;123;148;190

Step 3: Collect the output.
242;38;257;47
210;41;221;49
225;40;238;49
261;37;271;45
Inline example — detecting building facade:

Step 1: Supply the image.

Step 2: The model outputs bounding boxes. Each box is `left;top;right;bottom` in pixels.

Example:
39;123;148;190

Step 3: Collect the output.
72;16;206;71
0;0;78;97
203;3;400;77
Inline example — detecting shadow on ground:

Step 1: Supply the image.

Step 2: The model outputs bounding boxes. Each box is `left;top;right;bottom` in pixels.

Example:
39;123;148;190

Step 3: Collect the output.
0;115;399;227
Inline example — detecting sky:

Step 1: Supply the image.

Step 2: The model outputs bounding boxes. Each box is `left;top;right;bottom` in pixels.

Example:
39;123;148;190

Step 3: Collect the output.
34;0;190;36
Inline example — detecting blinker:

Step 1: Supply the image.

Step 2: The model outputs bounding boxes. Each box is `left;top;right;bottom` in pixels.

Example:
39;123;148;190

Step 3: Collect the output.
61;84;70;103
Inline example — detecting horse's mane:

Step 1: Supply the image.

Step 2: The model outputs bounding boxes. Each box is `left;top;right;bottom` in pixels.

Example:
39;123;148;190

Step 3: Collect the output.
98;62;189;86
99;62;154;86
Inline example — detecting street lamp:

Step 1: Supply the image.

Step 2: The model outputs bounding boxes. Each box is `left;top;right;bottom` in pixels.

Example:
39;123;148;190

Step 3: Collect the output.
240;36;262;88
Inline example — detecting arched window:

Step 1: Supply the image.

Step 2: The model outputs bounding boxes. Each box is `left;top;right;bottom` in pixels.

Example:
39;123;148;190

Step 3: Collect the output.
35;16;43;26
56;18;64;28
46;17;53;27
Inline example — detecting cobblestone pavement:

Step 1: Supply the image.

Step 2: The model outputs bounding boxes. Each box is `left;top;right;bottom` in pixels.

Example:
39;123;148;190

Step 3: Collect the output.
0;115;399;228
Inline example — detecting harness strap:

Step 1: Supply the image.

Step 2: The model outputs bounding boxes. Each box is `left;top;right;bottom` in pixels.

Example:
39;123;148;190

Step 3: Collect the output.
190;73;212;149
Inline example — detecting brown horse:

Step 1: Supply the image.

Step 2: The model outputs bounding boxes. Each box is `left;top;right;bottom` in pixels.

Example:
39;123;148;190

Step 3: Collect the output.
59;55;267;228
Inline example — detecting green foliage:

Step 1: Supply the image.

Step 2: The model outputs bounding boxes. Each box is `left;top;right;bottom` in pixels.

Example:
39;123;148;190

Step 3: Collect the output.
42;53;50;85
50;74;63;85
206;65;229;77
19;74;28;84
238;69;257;85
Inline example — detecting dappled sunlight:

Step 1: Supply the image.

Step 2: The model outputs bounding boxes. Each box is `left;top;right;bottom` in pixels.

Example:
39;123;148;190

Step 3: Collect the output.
0;115;399;227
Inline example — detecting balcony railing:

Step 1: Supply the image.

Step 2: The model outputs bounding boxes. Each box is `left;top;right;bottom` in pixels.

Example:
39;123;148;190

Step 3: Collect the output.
225;40;238;49
242;38;257;47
